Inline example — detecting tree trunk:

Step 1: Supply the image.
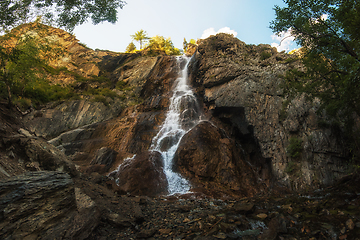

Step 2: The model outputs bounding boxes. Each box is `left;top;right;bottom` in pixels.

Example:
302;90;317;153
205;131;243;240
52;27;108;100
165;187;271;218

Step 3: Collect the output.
6;84;12;107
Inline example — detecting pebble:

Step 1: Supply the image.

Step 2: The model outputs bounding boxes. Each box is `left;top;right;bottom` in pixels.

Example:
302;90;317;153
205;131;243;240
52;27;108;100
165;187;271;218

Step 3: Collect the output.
213;232;227;239
256;213;268;219
346;219;354;230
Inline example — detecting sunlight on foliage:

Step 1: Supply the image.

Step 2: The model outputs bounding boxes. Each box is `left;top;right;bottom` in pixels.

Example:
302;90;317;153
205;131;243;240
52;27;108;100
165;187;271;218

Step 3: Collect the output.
145;35;180;56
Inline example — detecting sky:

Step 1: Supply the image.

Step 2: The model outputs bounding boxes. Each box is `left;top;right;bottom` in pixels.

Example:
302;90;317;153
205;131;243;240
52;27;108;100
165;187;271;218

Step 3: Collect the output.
73;0;297;53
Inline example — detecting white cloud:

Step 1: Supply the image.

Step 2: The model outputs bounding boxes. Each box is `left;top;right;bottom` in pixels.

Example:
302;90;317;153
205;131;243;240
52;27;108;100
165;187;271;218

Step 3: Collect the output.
271;28;296;52
201;27;238;39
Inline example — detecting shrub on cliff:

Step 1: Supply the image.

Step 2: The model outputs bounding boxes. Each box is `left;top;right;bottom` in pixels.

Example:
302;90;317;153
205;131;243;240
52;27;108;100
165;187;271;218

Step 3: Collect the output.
145;35;181;56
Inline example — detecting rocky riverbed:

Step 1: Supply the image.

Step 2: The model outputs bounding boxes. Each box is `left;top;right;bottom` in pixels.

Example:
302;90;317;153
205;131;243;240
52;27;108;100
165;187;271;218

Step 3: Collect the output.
2;167;358;240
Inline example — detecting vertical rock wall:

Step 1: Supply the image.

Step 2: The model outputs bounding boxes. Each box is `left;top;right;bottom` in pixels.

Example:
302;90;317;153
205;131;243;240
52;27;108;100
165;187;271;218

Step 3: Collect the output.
190;33;351;190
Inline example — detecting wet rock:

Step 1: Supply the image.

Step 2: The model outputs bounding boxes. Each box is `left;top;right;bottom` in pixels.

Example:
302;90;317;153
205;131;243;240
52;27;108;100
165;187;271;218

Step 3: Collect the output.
115;151;168;196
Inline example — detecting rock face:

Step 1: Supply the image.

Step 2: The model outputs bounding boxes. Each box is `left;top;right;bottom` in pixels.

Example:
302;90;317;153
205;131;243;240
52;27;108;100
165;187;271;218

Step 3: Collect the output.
190;33;350;190
24;99;123;139
0;171;78;239
174;121;259;197
1;125;77;179
112;151;168;196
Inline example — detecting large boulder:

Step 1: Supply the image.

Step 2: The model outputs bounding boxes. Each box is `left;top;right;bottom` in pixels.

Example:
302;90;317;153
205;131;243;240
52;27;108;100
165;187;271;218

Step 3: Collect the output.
173;121;259;197
113;151;168;196
0;171;99;240
2;130;77;177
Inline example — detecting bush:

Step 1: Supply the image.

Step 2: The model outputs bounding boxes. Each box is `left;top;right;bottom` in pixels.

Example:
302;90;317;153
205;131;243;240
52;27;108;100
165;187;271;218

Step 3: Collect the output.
145;35;181;56
287;137;303;158
93;95;109;107
260;51;272;60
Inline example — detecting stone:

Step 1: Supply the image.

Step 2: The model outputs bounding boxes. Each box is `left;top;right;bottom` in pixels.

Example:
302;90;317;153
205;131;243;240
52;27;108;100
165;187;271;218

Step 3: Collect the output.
232;202;255;214
213;232;227;239
23;137;78;177
257;213;268;219
115;151;168;196
90;147;117;170
18;128;33;137
137;229;157;238
346;219;355;230
0;171;100;240
173;121;258;197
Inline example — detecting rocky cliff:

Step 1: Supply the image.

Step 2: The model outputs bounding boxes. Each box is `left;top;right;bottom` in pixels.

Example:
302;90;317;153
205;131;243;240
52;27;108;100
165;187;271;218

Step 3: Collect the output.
1;25;358;239
189;33;350;190
18;28;351;193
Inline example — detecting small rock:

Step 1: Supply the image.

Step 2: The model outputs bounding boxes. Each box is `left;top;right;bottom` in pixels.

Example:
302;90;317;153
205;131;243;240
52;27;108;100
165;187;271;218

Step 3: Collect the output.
137;229;157;238
355;222;360;228
159;229;172;235
233;202;255;214
339;234;347;240
75;188;95;210
257;213;267;219
282;204;292;213
213;232;227;239
346;219;354;230
183;218;191;223
18;128;33;137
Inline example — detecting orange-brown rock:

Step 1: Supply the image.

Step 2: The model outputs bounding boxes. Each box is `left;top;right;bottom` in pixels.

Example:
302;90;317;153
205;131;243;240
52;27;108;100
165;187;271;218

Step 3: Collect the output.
173;121;259;197
113;151;168;197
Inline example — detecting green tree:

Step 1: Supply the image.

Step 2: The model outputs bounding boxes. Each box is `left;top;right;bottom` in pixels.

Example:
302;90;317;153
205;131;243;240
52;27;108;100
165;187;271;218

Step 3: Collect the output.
131;30;150;50
0;24;53;106
125;42;136;53
146;35;180;56
183;38;188;52
270;0;360;127
0;1;125;107
0;0;126;33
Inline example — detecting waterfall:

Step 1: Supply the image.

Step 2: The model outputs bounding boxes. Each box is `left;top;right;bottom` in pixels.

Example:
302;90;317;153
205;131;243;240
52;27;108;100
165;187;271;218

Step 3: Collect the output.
150;55;202;195
110;56;202;195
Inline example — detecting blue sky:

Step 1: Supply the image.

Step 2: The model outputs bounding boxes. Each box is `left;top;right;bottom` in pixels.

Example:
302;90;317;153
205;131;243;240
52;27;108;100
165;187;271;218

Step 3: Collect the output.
73;0;296;53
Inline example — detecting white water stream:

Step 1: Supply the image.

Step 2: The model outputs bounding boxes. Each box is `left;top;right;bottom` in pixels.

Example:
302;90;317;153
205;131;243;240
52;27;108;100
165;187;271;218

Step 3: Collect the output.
150;56;202;195
111;56;202;195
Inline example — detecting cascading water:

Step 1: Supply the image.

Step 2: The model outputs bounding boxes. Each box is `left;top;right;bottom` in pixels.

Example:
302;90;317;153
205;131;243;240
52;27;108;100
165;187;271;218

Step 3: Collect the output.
110;55;202;195
150;55;202;195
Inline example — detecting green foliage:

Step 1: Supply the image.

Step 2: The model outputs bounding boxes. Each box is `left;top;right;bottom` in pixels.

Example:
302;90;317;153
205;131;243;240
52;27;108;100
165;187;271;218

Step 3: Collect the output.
279;99;290;122
270;0;360;129
189;39;196;45
183;38;188;52
146;35;181;56
126;42;136;53
0;0;126;33
286;137;303;158
285;161;296;173
93;95;109;107
131;30;150;50
260;51;272;60
0;23;60;106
